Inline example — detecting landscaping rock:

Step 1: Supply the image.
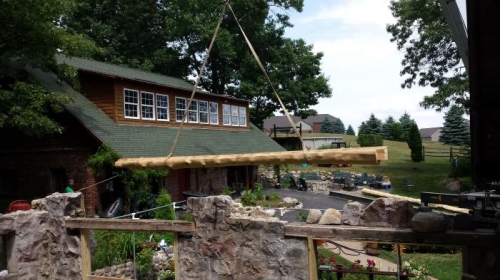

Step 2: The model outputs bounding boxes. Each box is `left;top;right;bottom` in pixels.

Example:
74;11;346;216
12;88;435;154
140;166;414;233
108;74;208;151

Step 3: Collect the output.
318;208;342;225
411;212;447;233
306;209;322;224
359;198;414;228
446;181;460;192
342;202;365;226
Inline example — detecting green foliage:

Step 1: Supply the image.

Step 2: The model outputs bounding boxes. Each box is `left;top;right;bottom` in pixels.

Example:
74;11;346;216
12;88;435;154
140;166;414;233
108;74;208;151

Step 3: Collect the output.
407;123;424;162
136;248;155;279
318;144;331;150
356;134;383;147
387;0;468;111
155;189;175;221
241;183;265;206
221;186;233;196
91;230;137;269
0;0;96;136
399;112;416;141
266;192;281;201
332;119;346;134
458;177;473;192
439;105;470;145
87;144;121;176
121;169;168;213
297;210;309;222
320;117;335;133
451;157;472;178
346;125;355;136
360;114;382;136
382;116;404;141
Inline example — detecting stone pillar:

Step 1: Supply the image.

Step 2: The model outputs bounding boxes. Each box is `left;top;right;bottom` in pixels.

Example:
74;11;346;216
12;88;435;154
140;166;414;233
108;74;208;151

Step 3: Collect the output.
178;195;309;279
0;193;85;280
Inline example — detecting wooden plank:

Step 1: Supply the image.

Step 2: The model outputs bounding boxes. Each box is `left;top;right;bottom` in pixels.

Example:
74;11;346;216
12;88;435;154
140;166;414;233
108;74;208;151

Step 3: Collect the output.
115;146;388;169
307;237;318;280
80;229;91;280
87;276;134;280
285;223;500;246
66;218;195;232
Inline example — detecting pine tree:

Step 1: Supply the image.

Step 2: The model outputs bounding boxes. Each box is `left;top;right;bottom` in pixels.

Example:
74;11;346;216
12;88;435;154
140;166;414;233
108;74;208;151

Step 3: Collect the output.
399;112;415;141
407;123;423;162
364;114;382;136
358;122;367;135
382;116;396;140
320;117;335;133
346;125;355;136
439;105;470;145
332;119;346;134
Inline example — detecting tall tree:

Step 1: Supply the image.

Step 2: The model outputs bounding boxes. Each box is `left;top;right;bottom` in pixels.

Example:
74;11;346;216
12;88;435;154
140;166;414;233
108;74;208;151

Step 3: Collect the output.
407;123;424;162
346;125;355;136
382;116;404;141
399;112;415;141
363;114;383;136
332;119;346;134
65;0;332;128
320;117;335;133
440;105;470;145
358;122;368;135
387;0;468;111
0;0;96;136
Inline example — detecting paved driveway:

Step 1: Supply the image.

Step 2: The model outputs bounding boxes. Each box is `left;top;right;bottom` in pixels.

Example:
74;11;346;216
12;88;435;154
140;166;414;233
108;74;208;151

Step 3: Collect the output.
263;187;349;222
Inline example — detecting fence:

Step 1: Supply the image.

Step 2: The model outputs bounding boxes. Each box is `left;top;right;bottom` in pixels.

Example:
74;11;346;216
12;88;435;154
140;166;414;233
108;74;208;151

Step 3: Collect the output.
422;146;467;162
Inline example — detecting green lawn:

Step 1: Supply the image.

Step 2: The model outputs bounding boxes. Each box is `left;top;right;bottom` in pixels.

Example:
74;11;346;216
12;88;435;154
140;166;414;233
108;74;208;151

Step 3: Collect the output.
299;133;459;198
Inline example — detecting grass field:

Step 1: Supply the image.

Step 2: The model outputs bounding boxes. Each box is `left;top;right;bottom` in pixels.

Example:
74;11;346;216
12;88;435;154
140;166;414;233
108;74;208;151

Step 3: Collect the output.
298;133;460;198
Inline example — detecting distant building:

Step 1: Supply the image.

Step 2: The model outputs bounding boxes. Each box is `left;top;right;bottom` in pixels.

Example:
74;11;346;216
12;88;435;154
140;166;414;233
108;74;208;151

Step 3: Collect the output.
263;114;338;134
419;127;442;142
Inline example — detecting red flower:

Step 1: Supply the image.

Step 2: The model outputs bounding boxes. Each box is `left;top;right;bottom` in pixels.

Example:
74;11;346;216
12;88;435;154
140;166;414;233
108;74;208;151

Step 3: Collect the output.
320;260;326;265
367;259;375;268
329;257;337;264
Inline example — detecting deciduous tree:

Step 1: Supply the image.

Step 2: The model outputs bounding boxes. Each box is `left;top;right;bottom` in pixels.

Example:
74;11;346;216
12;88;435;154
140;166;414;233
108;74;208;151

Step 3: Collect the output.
387;0;468;111
0;0;96;136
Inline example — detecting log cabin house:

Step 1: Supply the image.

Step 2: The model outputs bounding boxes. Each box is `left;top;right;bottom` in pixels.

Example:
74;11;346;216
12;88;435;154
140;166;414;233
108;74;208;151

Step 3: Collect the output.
0;55;284;216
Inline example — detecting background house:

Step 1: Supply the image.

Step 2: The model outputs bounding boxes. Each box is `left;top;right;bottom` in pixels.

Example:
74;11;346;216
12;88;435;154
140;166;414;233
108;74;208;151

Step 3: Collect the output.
0;56;284;216
419;127;442;142
263;114;338;134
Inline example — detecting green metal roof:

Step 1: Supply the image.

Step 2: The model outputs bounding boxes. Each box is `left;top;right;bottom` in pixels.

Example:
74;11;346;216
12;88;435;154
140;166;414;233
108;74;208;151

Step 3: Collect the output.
27;65;285;158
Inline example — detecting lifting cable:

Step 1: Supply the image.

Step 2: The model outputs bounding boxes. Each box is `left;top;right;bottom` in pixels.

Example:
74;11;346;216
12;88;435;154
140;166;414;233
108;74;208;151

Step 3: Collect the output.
167;1;309;163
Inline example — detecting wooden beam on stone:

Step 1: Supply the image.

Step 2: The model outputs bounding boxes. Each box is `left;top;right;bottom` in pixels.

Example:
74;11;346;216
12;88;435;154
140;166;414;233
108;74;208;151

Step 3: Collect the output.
285;223;500;246
307;237;318;280
66;218;195;232
114;146;388;169
80;229;91;280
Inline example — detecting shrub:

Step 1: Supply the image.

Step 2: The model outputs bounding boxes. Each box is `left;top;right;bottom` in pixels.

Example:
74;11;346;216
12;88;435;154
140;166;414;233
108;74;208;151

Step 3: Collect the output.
155;189;175;220
356;134;383;147
221;186;233;195
136;248;155;279
266;192;281;201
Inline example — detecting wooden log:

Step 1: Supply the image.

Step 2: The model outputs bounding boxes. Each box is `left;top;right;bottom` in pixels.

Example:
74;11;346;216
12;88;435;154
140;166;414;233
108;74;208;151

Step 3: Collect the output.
115;146;388;170
308;237;318;280
284;223;500;246
66;218;195;232
361;188;470;214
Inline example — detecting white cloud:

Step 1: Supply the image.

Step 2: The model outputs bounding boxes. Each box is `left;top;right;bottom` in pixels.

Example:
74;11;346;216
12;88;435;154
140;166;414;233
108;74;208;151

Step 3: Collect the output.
284;0;445;132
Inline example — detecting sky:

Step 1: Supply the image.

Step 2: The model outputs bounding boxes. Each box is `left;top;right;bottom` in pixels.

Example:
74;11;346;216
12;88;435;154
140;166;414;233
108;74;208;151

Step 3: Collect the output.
282;0;467;133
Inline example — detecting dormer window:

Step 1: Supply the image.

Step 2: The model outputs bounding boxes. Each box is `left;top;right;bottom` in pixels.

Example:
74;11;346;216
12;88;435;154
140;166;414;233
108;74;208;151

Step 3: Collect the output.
141;91;155;120
124;89;139;119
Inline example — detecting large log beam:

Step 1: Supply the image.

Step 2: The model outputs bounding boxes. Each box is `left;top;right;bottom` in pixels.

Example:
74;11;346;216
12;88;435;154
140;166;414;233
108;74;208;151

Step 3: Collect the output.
284;223;500;246
66;218;195;232
115;146;388;169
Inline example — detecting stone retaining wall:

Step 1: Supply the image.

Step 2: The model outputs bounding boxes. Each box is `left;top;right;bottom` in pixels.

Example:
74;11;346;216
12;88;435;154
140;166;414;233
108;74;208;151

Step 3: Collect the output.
177;195;309;279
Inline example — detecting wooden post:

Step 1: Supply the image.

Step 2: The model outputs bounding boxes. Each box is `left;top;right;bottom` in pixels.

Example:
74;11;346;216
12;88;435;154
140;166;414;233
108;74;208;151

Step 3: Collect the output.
80;229;91;280
245;165;249;190
308;238;318;280
174;232;179;280
450;146;453;162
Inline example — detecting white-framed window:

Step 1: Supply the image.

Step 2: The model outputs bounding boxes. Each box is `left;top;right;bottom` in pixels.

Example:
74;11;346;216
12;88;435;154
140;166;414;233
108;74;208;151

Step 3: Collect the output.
124;89;139;119
231;105;239;126
239;107;247;127
188;99;198;123
199;100;208;124
156;94;169;121
176;97;186;122
141;91;155;120
209;102;218;125
223;104;231;125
